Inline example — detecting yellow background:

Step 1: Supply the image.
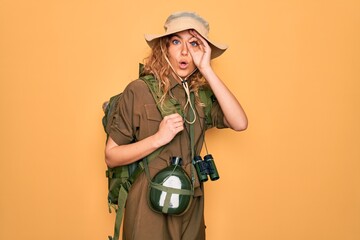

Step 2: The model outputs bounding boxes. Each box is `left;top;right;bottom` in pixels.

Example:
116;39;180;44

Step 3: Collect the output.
1;0;359;239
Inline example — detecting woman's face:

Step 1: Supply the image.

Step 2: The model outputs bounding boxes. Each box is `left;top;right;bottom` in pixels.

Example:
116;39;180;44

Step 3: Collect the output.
167;30;199;78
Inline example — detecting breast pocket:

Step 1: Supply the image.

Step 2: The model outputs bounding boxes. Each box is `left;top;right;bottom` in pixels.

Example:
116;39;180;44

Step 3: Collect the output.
144;104;162;136
196;105;207;129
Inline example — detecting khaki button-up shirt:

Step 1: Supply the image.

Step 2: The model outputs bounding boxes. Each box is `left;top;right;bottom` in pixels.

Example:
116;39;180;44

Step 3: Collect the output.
109;75;226;195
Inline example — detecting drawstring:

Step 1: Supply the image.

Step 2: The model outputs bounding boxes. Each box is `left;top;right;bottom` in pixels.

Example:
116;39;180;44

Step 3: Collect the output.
160;41;197;124
180;79;196;124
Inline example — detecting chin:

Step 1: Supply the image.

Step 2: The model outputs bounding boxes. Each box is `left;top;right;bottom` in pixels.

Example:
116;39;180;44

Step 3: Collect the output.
177;69;196;79
178;73;188;78
175;71;187;78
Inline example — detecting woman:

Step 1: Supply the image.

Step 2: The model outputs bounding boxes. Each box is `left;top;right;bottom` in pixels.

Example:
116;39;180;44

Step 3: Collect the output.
105;11;247;240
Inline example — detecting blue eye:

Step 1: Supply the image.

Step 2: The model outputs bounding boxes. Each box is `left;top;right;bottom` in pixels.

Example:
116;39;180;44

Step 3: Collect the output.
190;41;198;47
172;39;180;45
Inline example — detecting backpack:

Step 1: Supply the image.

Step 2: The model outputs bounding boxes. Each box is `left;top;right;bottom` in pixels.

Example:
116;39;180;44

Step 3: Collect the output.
102;70;214;240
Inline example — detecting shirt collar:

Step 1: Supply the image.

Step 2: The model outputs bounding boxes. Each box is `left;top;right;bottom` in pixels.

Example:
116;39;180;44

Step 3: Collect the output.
168;74;181;90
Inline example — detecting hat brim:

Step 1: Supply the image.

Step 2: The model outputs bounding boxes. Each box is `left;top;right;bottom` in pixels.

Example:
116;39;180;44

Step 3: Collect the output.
144;28;228;59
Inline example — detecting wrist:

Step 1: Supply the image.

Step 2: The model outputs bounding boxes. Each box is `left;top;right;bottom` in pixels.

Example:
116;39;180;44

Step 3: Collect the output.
200;66;216;80
198;64;212;74
150;132;166;149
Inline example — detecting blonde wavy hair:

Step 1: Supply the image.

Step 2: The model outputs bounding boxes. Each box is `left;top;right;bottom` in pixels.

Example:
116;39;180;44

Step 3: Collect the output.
141;36;209;107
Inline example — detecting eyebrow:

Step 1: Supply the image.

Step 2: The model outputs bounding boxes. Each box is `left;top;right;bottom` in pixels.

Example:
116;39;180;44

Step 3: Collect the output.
170;34;182;39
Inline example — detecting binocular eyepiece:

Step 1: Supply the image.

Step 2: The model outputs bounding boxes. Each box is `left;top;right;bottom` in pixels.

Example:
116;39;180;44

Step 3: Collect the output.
193;154;219;182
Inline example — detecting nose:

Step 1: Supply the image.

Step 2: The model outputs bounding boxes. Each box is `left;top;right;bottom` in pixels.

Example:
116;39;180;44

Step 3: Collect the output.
181;43;188;56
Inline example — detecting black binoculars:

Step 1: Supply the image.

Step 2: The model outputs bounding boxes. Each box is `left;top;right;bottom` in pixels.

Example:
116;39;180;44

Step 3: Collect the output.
193;154;219;182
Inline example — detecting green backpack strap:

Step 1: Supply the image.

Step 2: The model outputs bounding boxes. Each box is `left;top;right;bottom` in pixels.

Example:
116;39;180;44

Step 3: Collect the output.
108;149;162;240
108;185;128;240
141;74;213;123
141;75;183;118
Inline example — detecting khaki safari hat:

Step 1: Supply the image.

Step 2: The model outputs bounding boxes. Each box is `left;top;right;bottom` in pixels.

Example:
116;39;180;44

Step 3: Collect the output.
144;11;228;59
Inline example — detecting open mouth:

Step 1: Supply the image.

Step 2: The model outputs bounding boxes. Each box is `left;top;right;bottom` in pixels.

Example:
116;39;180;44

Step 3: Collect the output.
179;61;188;69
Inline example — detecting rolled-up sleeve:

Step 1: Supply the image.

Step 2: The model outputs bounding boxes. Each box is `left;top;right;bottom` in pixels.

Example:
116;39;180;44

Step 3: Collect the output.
210;100;227;129
108;80;144;145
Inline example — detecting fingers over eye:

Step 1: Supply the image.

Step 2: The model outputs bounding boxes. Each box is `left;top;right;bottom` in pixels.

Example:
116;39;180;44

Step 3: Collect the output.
188;39;200;48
